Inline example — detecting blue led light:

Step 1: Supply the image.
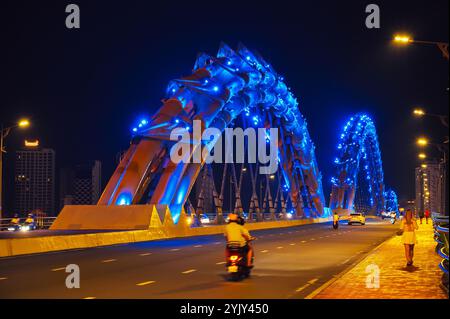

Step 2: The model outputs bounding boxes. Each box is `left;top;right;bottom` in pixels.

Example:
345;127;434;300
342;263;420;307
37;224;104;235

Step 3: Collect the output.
132;128;137;132
213;86;219;92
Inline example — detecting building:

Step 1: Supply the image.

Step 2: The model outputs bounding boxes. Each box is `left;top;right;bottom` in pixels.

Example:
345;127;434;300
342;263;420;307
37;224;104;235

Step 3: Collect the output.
415;162;444;215
14;142;55;216
60;160;102;208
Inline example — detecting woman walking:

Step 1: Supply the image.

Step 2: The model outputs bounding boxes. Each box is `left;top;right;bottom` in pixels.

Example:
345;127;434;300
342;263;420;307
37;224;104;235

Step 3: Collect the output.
399;209;419;266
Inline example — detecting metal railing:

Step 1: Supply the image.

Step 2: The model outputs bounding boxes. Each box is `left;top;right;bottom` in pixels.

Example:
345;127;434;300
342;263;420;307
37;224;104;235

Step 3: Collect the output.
0;217;57;231
432;213;449;295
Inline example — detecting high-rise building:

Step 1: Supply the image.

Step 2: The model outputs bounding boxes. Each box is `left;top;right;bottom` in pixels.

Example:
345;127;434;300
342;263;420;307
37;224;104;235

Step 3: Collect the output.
60;160;102;208
415;162;444;215
14;142;55;216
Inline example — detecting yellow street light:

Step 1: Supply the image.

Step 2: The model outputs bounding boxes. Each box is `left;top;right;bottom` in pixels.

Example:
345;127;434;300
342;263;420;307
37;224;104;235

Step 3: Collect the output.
421;164;427;168
418;153;427;159
18;119;30;128
394;35;412;44
413;109;425;117
417;137;428;146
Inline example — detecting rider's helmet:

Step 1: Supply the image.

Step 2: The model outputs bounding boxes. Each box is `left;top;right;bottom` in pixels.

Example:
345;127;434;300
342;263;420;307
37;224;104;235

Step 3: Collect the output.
14;213;19;218
228;213;238;222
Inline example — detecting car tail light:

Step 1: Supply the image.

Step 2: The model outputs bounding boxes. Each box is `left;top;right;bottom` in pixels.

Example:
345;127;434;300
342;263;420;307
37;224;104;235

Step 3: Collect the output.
229;255;239;261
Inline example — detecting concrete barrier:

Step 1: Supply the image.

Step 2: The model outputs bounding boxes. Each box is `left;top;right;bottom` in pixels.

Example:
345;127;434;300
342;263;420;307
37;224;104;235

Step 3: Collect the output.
0;217;331;258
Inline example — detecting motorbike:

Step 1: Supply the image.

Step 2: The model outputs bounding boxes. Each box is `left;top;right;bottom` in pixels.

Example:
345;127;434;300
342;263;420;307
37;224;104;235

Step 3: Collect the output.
7;224;21;232
226;238;255;281
390;215;396;224
19;221;37;231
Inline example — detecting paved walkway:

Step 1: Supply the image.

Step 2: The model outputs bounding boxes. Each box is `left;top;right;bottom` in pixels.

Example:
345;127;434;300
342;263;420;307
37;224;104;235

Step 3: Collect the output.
311;222;447;299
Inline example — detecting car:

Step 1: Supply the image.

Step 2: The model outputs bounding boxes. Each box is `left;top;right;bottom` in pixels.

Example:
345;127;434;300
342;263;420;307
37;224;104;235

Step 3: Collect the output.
348;213;366;225
200;214;210;224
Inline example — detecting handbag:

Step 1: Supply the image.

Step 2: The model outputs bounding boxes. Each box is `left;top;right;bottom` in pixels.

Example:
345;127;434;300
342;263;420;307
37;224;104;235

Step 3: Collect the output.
396;229;404;236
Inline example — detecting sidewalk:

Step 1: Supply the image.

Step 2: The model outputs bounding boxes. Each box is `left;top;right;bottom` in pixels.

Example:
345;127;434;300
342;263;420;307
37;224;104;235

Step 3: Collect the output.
311;222;447;299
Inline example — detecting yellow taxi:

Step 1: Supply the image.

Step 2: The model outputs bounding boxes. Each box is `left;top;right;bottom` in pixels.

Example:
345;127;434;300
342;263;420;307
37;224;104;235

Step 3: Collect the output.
348;213;366;225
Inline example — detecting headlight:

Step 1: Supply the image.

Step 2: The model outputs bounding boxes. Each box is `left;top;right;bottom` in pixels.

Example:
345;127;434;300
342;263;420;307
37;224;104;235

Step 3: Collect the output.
20;225;30;231
286;213;293;219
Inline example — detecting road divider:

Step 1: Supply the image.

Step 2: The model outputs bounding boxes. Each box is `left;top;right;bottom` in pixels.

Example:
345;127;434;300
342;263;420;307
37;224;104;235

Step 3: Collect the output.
0;207;331;258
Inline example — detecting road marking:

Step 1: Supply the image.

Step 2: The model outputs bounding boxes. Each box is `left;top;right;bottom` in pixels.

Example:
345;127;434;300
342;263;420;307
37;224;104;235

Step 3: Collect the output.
341;258;351;265
295;284;310;292
261;250;269;253
170;248;180;252
182;269;197;274
310;238;316;241
136;280;155;286
139;253;152;256
289;243;296;246
101;259;117;263
301;240;307;243
51;267;66;272
216;261;226;265
0;277;7;281
83;297;96;299
308;278;319;285
214;241;221;245
194;245;203;248
277;246;283;249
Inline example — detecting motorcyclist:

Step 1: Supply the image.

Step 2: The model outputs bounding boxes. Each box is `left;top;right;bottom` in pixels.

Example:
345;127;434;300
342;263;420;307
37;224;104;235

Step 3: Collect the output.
11;214;20;226
333;211;339;229
224;213;255;268
24;213;36;229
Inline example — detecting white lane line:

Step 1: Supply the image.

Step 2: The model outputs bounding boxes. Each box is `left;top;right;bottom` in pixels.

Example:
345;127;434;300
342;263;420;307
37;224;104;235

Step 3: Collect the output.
51;267;66;272
295;278;319;293
340;258;351;265
101;259;117;263
289;243;296;246
310;238;316;241
277;246;284;249
261;250;269;253
301;240;307;243
136;280;156;286
83;297;96;299
214;242;222;245
216;261;226;265
194;245;203;248
0;277;8;281
182;269;197;274
170;248;180;252
308;278;319;285
295;284;310;292
139;253;152;256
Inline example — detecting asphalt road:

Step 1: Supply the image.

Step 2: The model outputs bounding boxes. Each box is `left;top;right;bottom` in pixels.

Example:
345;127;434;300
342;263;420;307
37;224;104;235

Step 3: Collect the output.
0;219;398;299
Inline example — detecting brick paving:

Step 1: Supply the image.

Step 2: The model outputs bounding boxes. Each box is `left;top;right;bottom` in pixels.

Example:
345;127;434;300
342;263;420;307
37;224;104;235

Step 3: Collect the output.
314;222;448;299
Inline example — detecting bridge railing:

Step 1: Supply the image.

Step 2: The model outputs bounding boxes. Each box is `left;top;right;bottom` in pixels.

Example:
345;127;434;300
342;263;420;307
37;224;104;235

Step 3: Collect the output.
0;217;57;231
432;213;449;295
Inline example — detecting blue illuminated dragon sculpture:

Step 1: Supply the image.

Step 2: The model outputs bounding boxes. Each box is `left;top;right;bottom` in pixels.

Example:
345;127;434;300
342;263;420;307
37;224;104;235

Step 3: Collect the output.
98;43;328;222
329;114;386;215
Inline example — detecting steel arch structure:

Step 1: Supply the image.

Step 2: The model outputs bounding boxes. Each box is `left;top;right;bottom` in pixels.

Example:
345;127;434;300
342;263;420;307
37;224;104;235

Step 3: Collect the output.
384;188;399;214
98;43;327;223
329;114;386;215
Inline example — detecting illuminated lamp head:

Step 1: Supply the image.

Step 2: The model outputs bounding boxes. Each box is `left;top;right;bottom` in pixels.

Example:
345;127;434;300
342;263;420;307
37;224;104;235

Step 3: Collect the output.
116;193;132;206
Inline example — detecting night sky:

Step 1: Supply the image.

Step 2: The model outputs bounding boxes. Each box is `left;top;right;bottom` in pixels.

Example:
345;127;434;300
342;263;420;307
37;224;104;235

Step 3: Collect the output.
1;0;448;212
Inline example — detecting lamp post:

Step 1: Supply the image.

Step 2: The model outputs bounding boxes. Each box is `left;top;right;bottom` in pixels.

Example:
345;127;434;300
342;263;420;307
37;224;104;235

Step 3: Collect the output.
393;34;449;60
0;119;30;220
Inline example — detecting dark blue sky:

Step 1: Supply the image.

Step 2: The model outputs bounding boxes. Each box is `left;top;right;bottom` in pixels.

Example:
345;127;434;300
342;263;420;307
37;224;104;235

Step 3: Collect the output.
1;0;448;211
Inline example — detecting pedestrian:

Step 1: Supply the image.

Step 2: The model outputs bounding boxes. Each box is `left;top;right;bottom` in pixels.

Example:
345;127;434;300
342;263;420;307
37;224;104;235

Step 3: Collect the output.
424;210;430;224
418;210;424;224
398;209;419;266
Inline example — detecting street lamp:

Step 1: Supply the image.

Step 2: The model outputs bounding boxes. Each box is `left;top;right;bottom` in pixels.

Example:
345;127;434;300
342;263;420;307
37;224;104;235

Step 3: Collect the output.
412;108;448;128
393;34;449;60
0;118;31;220
417;137;429;146
418;153;427;159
